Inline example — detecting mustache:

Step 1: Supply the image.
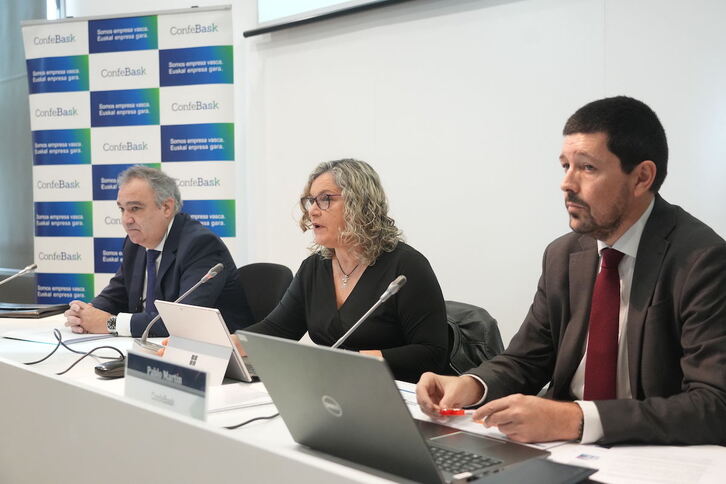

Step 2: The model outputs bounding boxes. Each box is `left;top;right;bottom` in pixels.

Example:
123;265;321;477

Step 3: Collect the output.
565;193;589;208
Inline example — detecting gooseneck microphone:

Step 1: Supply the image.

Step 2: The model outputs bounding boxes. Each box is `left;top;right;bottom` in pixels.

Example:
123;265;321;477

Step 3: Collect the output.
332;275;407;349
0;264;38;288
133;262;224;352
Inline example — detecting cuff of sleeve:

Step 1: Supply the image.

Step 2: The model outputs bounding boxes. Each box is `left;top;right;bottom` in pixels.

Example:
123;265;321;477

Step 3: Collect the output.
462;374;488;407
575;400;604;443
115;312;132;337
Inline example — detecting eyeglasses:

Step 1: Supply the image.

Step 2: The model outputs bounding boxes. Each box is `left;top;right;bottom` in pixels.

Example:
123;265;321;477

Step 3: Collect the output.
301;193;343;211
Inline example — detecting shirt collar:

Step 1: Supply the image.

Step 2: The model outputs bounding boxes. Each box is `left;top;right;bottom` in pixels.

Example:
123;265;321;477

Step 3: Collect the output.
597;197;655;258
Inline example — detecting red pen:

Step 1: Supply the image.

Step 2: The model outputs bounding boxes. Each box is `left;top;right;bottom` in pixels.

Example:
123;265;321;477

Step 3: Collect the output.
438;408;475;416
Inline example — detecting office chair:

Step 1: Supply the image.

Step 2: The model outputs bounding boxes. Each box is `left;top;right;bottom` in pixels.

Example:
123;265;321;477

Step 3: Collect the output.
237;263;293;323
445;300;504;375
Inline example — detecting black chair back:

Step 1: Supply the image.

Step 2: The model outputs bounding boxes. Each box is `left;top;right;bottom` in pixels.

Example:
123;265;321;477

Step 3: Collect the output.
237;263;293;323
445;300;504;375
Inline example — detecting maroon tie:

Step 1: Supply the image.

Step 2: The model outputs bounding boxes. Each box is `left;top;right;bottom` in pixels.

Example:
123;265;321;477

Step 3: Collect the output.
583;248;624;400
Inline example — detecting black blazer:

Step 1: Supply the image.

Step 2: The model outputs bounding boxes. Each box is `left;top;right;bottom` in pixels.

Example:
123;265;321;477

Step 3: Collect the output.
92;212;253;336
469;196;726;445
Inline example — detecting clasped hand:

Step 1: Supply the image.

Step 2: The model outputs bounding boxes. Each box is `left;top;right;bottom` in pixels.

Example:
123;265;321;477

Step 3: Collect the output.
415;372;582;443
63;300;112;334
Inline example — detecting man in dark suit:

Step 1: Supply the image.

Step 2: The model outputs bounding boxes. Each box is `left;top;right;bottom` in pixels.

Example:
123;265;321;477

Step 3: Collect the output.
64;166;253;337
417;96;726;445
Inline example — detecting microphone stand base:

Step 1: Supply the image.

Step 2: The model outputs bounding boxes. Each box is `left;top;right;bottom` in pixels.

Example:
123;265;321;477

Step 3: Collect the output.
132;338;164;354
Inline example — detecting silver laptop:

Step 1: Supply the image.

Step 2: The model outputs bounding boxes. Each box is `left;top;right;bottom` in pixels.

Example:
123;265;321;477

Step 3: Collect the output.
156;301;256;383
237;331;548;484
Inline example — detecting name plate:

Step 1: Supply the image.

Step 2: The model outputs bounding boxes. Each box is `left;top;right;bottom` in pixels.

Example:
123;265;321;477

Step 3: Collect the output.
125;351;207;420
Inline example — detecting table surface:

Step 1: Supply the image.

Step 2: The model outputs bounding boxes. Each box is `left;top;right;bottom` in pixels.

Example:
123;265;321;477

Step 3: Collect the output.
0;314;723;484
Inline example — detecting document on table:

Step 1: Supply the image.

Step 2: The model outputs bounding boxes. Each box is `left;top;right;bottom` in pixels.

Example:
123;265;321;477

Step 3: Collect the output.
396;381;565;450
2;326;115;345
207;384;273;413
552;444;725;484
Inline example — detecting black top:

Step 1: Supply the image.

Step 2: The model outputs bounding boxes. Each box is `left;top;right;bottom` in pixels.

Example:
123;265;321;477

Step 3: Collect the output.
245;242;448;382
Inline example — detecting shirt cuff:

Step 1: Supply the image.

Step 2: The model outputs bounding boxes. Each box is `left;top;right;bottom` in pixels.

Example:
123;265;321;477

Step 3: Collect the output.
462;374;488;407
115;312;132;337
575;400;604;443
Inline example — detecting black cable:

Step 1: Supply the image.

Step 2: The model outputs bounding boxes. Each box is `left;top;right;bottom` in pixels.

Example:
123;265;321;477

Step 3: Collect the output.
24;328;125;375
224;412;280;430
55;345;124;376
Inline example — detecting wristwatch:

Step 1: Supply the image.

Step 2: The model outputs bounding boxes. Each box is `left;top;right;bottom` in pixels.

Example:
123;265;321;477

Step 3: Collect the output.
106;316;118;336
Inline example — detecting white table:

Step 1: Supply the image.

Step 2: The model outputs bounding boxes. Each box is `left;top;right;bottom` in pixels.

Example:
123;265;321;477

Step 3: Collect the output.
0;315;399;484
1;315;724;484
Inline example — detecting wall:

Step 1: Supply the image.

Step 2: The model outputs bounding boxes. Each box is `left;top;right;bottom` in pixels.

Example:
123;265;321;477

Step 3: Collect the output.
60;0;726;343
0;1;45;270
243;0;726;343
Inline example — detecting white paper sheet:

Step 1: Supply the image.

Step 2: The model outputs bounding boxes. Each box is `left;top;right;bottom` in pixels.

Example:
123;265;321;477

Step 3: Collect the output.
2;326;115;345
207;383;273;413
396;381;566;450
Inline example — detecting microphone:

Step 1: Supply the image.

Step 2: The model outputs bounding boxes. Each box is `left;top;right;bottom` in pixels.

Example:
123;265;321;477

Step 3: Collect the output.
133;263;224;352
332;275;407;349
0;264;38;288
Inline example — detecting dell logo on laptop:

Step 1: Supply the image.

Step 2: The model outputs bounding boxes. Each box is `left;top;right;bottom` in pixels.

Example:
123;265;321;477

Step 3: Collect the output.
321;395;343;417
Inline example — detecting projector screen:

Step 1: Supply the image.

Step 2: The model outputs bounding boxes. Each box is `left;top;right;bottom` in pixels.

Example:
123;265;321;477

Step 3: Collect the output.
246;0;411;37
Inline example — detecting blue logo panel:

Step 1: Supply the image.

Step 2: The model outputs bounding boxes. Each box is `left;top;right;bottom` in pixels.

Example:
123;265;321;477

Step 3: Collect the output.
159;46;233;86
92;163;160;200
183;200;235;238
94;237;125;273
32;129;91;165
27;55;89;94
91;88;160;127
35;201;93;237
161;123;234;162
89;16;158;53
37;273;94;304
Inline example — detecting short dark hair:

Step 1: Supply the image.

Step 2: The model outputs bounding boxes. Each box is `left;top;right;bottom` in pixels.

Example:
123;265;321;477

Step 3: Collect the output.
563;96;668;192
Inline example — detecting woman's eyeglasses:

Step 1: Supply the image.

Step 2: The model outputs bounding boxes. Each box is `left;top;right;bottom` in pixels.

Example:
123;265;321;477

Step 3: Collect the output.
301;193;342;211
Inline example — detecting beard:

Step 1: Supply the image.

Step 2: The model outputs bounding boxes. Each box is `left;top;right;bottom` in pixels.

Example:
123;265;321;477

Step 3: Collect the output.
566;187;628;241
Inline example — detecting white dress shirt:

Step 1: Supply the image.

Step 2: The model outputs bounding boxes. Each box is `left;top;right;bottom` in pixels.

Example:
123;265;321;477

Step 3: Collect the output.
115;218;174;336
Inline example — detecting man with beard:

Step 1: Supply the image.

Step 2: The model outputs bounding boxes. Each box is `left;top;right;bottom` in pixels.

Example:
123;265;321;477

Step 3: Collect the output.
416;96;726;446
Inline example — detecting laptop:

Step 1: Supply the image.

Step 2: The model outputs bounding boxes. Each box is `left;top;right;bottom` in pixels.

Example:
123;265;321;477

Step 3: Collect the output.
155;301;256;383
237;331;549;484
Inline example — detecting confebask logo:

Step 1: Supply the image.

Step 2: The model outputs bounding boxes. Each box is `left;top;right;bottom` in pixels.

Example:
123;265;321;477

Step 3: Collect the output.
169;23;219;35
36;178;80;189
38;251;82;261
100;66;147;78
34;33;76;45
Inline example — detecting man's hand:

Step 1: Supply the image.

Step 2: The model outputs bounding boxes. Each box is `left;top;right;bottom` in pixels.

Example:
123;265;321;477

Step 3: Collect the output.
473;394;582;443
230;333;247;357
63;300;112;334
416;372;485;418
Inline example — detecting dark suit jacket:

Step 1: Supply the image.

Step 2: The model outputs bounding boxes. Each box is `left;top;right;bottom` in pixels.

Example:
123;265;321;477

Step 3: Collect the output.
470;196;726;445
92;212;254;337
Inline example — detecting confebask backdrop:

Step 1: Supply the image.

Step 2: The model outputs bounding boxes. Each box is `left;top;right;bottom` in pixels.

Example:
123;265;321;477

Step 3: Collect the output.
22;6;236;304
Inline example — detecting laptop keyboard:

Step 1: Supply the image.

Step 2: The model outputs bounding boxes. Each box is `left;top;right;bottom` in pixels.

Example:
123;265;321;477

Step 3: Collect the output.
428;445;501;475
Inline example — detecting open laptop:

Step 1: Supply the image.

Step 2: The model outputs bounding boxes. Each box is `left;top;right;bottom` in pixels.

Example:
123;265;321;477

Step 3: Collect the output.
155;301;256;383
237;331;549;484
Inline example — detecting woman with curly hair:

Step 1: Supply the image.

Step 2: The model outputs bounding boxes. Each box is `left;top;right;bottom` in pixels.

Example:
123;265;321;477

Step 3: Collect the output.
242;159;448;382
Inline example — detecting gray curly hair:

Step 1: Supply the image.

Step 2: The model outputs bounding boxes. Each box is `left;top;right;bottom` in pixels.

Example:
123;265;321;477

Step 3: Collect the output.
300;159;402;265
118;165;182;214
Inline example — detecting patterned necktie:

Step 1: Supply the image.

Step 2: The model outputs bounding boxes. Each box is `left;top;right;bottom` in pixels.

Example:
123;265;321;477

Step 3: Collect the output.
583;247;625;400
145;249;161;313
